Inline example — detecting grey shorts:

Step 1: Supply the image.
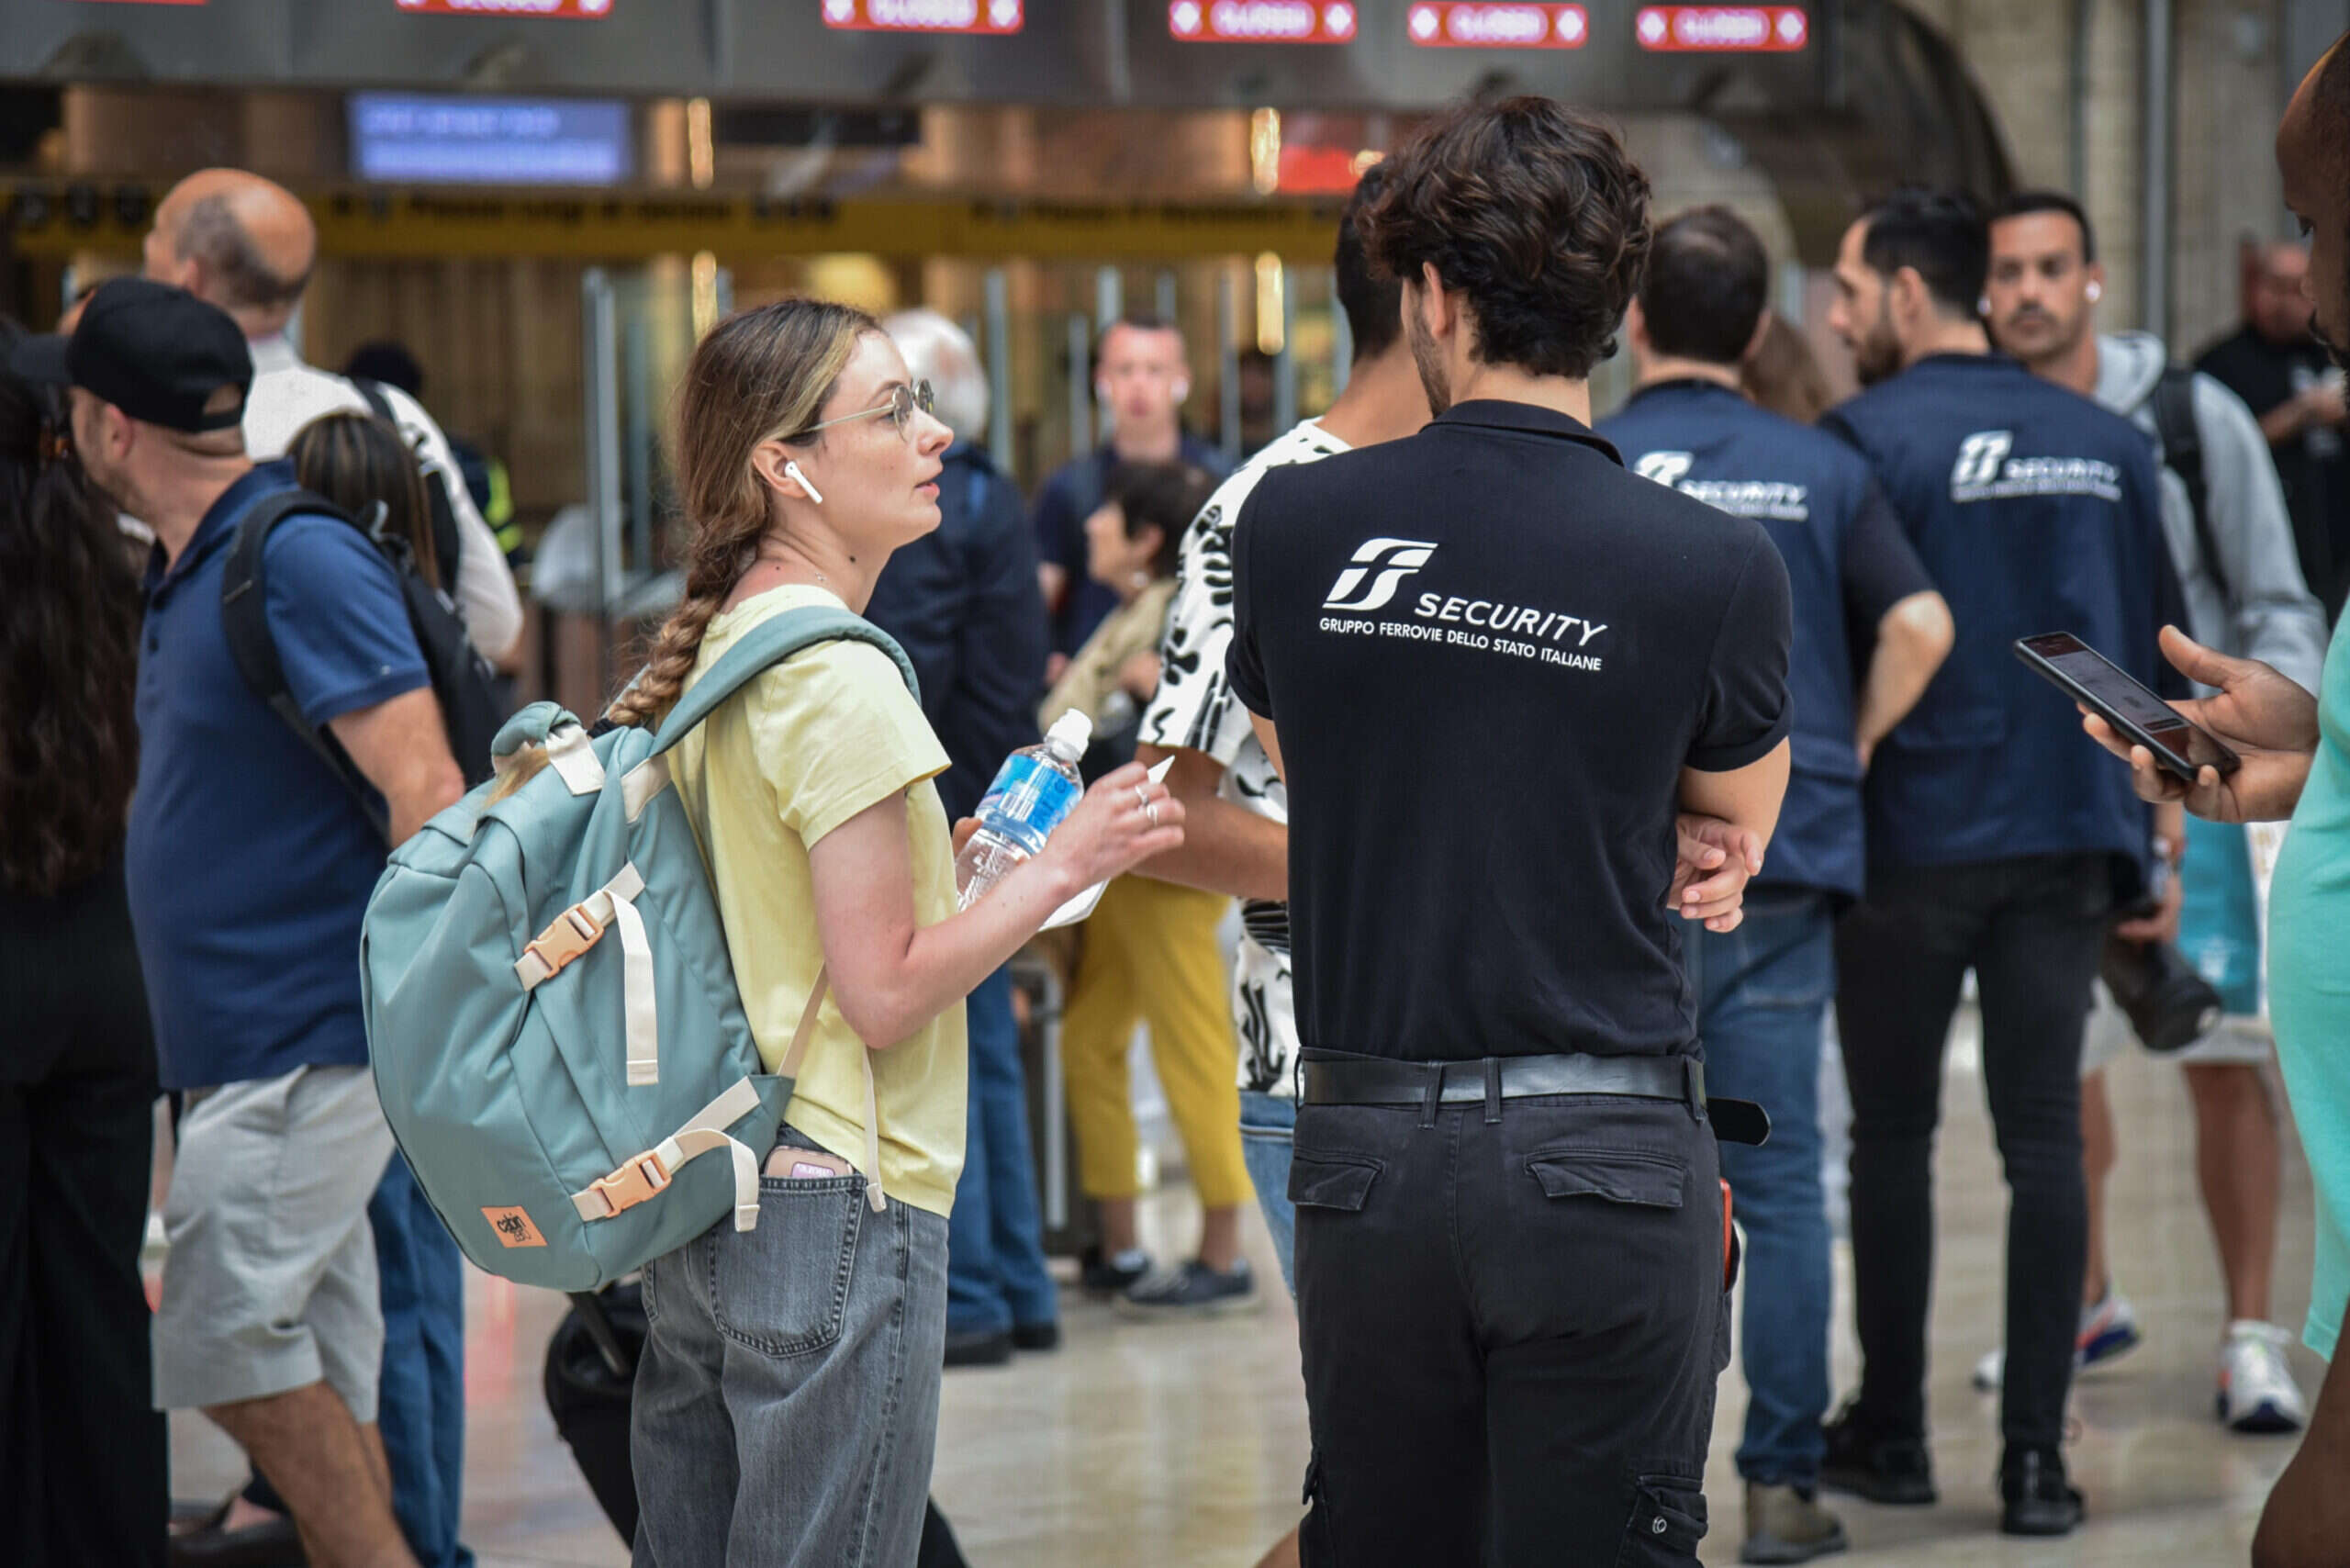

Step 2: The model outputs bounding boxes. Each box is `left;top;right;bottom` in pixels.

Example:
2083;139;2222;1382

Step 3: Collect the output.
152;1063;395;1418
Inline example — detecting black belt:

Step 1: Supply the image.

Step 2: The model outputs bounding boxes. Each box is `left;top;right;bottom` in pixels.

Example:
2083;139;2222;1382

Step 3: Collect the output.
1299;1052;1770;1146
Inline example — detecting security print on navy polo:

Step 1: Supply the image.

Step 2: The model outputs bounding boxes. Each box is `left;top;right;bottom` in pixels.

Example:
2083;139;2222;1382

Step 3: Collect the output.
1225;100;1794;1567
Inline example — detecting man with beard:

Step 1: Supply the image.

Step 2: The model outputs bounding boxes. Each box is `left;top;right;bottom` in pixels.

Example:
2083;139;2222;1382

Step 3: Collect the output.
11;279;460;1568
1814;189;2184;1537
2077;32;2350;1567
1225;97;1792;1566
1604;204;1954;1565
1982;189;2326;1437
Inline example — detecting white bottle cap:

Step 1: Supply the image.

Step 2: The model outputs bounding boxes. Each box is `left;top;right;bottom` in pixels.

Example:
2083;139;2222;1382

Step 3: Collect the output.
1043;711;1093;762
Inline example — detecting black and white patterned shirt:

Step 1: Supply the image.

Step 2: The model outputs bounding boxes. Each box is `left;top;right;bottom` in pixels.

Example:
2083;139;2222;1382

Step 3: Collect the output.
1138;420;1350;1096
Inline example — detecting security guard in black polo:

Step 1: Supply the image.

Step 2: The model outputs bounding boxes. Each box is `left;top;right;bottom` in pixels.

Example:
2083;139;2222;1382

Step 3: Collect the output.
1225;100;1793;1568
1602;207;1953;1566
1815;188;2188;1537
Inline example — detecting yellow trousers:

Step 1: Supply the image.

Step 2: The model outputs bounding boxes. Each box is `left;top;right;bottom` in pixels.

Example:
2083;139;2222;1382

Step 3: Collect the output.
1062;874;1250;1208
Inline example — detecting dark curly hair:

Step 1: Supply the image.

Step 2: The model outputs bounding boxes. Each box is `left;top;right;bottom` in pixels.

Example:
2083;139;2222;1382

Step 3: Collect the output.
1103;459;1218;580
1361;96;1652;381
1861;187;1989;319
0;319;145;897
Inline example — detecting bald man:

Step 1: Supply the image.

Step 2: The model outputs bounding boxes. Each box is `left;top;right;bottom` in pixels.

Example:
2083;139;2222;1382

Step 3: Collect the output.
2199;236;2350;624
145;170;524;661
145;170;494;1568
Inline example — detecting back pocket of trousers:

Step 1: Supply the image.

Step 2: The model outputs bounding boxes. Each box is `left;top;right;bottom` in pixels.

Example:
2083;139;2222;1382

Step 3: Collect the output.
1525;1148;1686;1209
710;1176;863;1358
1289;1153;1382;1212
1615;1476;1707;1565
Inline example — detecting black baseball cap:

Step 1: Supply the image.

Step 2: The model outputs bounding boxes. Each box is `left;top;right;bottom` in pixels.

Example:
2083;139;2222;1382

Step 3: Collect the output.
9;277;252;433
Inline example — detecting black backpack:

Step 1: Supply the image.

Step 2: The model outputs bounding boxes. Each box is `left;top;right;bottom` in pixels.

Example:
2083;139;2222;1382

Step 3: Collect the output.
219;486;506;840
2150;366;2232;602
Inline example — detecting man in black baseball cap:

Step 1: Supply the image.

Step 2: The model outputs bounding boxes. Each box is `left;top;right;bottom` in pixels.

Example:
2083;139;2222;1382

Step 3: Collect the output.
13;275;250;431
10;271;449;1568
8;278;252;566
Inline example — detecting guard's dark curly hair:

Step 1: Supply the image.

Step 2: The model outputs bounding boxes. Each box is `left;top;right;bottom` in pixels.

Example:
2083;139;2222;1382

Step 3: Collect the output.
0;319;144;897
1361;96;1652;380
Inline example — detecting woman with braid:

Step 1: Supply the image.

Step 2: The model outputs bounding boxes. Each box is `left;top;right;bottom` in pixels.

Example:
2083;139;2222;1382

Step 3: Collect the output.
614;298;1183;1568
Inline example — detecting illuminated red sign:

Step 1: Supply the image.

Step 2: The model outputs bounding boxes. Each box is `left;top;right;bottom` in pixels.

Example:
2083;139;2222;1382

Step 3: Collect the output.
1169;0;1357;43
822;0;1022;32
1635;6;1807;50
392;0;613;16
1407;4;1585;48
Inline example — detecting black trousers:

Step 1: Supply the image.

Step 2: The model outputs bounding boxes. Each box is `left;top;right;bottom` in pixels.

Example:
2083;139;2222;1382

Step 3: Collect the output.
1292;1082;1728;1568
1834;853;2113;1454
0;859;166;1568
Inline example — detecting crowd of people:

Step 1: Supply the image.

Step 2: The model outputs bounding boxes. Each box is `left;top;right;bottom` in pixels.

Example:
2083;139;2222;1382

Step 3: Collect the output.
7;36;2350;1568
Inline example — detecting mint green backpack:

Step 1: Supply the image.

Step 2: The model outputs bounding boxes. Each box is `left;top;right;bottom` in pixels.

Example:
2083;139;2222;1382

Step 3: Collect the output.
361;605;915;1292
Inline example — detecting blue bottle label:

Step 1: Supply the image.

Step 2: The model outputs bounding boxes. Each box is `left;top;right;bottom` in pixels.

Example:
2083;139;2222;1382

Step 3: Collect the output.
981;754;1080;847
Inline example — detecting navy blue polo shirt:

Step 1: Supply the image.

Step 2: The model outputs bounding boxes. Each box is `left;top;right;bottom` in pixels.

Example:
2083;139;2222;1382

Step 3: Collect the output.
1033;434;1231;656
1226;400;1793;1063
127;462;429;1091
1601;379;1936;902
1821;354;2187;882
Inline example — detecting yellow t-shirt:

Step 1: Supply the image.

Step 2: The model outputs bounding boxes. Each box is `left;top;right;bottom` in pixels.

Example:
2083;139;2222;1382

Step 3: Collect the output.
666;585;968;1217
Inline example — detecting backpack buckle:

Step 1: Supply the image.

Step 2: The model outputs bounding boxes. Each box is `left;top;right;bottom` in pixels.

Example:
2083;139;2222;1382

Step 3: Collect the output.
517;902;606;988
583;1151;673;1219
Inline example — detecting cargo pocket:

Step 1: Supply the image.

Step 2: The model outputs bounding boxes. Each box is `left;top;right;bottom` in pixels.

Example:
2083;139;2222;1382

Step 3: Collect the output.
1615;1475;1708;1566
1288;1152;1382;1212
708;1173;863;1358
1525;1148;1686;1209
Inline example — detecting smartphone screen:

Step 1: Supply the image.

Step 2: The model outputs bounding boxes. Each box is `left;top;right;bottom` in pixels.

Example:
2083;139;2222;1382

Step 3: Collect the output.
2015;633;2239;778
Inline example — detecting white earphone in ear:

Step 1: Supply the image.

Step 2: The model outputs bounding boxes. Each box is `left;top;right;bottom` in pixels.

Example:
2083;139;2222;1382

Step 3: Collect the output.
2087;280;2103;302
785;460;824;506
1978;297;1993;319
1172;378;1191;405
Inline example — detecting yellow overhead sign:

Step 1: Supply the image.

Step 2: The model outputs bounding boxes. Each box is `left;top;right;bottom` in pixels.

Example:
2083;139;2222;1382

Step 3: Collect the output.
2;185;1344;262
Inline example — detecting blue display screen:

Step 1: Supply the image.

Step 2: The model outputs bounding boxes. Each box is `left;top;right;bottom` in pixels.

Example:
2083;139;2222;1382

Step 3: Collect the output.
348;94;633;185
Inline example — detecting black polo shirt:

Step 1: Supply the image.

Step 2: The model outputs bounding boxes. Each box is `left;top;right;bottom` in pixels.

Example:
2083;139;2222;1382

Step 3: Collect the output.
1226;399;1794;1064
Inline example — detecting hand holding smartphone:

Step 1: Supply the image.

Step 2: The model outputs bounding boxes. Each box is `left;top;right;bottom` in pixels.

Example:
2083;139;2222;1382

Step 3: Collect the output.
2014;633;2242;782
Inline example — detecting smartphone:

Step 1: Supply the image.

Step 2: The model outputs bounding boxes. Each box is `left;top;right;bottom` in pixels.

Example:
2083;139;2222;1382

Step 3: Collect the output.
2013;632;2240;781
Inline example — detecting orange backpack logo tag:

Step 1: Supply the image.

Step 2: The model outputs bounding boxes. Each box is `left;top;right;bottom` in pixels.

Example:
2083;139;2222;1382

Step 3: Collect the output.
483;1206;547;1249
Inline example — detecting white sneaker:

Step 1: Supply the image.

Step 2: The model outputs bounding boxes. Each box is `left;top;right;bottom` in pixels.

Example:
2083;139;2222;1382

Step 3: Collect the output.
1972;1291;2143;1391
2219;1320;2307;1433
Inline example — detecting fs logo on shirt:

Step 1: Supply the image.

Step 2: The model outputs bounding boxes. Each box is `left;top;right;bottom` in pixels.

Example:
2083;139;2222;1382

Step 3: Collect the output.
1949;430;2122;503
1633;451;1695;487
1323;537;1438;611
1951;431;2013;491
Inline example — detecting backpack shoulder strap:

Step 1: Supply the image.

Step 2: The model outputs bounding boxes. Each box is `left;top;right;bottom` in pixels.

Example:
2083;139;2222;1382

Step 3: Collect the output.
648;605;920;757
354;377;464;586
352;376;399;426
221;487;391;840
2152;366;2229;603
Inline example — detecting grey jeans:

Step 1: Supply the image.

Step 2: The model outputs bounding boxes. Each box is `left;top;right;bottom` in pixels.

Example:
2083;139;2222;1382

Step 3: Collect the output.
632;1126;950;1568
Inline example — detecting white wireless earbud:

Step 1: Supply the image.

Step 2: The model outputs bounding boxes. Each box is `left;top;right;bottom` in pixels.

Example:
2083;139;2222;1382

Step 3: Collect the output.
1978;297;1993;319
2087;281;2103;302
785;460;824;506
1172;378;1192;405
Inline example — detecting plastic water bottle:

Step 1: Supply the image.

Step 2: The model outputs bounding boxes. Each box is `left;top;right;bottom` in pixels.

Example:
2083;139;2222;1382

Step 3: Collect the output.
956;711;1092;908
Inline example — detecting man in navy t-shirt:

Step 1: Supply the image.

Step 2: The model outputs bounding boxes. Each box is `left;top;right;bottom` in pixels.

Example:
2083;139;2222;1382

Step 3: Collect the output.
1030;315;1230;664
1812;191;2188;1536
14;279;462;1568
1602;206;1953;1566
1228;101;1793;1566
